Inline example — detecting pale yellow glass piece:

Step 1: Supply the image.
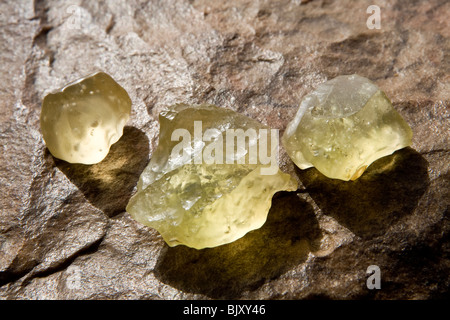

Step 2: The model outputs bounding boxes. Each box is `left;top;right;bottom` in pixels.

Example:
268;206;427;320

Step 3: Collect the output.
282;75;413;181
126;104;298;249
40;72;131;164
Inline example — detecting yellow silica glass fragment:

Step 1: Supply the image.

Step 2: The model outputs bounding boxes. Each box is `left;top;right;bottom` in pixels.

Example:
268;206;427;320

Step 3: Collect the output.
40;72;131;164
126;104;298;249
282;75;413;181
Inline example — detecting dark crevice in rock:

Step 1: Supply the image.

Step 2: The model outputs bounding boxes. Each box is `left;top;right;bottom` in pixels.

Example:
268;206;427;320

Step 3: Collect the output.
0;155;58;287
0;202;105;289
105;15;115;34
0;257;38;288
0;185;107;289
0;233;105;293
19;234;105;288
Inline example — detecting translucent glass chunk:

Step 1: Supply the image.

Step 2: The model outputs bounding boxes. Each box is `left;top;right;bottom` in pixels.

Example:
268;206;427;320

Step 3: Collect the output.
282;75;413;181
40;72;131;164
126;104;297;249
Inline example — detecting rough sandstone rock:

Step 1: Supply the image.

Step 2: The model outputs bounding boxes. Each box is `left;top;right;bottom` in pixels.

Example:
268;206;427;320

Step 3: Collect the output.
0;0;448;299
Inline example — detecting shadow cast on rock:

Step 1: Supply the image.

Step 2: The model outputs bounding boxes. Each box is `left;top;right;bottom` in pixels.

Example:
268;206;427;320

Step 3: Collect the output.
295;147;429;239
55;126;149;217
154;192;321;299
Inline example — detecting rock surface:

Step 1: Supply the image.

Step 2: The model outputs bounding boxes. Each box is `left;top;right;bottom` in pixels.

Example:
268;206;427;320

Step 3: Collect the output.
0;0;448;299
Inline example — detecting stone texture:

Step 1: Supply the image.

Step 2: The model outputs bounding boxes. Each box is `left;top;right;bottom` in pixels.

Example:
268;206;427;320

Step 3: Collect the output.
0;0;448;299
